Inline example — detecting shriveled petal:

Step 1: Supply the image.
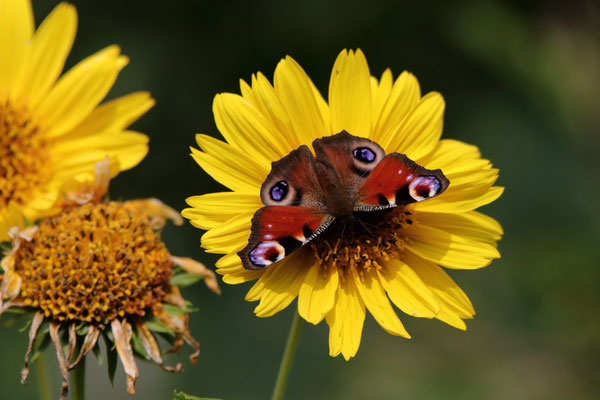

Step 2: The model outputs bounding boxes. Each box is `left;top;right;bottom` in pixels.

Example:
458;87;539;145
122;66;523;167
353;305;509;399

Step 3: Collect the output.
385;92;445;160
329;49;372;138
38;46;128;138
183;191;261;230
49;322;69;400
0;265;22;300
326;271;365;360
20;311;44;384
246;249;312;317
111;319;139;395
404;224;500;269
372;71;421;145
378;257;440;318
353;268;410;337
134;318;162;364
122;198;183;229
0;0;33;94
66;323;77;366
69;325;100;370
298;263;339;324
170;256;221;295
402;252;475;329
191;135;268;192
15;3;76;104
273;56;330;144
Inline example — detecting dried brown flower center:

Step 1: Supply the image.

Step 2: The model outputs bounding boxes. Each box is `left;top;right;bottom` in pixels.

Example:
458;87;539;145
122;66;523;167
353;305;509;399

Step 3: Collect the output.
0;99;51;212
310;208;413;273
15;202;174;323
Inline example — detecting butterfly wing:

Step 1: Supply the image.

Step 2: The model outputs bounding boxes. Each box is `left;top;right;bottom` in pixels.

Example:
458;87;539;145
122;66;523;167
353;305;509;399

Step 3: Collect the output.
239;206;333;270
356;153;449;211
240;145;333;270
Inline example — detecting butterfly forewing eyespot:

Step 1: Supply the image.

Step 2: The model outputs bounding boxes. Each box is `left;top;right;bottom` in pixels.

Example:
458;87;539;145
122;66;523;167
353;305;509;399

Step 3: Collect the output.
270;180;289;201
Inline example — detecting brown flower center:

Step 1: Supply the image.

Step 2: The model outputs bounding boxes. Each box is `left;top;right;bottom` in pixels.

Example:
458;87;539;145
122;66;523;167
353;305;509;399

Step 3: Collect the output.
15;202;174;323
0;99;51;212
310;208;413;273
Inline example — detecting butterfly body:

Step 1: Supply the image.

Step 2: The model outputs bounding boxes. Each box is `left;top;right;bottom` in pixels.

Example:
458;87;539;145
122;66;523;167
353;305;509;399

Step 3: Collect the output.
239;131;449;270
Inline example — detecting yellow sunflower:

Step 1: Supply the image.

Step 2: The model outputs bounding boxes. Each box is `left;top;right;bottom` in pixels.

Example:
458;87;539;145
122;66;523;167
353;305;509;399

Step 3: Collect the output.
0;0;153;240
183;49;503;360
0;160;220;399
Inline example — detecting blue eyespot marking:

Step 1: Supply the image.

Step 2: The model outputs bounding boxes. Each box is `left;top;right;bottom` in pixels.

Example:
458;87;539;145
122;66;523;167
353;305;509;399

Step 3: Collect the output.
353;147;376;163
270;181;288;201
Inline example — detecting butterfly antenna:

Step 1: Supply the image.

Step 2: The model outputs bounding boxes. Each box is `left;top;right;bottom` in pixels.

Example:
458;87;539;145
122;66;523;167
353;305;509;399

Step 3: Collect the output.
358;220;378;238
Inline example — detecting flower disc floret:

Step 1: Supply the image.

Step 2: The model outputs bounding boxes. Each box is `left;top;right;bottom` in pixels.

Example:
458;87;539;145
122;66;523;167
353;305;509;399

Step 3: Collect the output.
16;202;173;322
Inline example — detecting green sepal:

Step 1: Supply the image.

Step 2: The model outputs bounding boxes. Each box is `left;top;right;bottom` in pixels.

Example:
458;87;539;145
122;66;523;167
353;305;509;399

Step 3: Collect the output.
130;330;147;359
104;333;118;386
144;316;175;339
170;272;204;287
162;304;198;316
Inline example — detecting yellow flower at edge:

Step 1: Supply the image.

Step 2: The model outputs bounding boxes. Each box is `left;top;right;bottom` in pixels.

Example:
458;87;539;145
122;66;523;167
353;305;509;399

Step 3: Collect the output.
0;0;153;240
183;49;503;360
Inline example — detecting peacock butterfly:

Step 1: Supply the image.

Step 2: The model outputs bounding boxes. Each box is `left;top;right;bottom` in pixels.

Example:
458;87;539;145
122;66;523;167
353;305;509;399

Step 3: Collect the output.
238;131;449;270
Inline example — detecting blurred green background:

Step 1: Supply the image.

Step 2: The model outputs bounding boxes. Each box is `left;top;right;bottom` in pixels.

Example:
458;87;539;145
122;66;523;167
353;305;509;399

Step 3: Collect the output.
2;0;599;399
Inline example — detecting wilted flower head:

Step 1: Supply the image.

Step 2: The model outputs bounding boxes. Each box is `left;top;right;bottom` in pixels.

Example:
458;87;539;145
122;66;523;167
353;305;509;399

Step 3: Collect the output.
0;160;220;398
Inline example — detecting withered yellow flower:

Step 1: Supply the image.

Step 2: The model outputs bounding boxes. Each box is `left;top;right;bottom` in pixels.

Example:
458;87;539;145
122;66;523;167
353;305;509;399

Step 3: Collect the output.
0;161;220;399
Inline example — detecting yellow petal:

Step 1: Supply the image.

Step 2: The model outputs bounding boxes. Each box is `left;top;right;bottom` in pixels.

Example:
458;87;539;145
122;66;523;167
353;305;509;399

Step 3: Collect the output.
416;211;503;245
370;69;393;129
413;186;504;213
247;250;312;317
405;224;500;269
273;55;329;144
402;252;475;329
0;202;26;242
352;267;410;337
418;138;482;171
215;253;262;284
214;92;292;162
38;45;128;138
16;2;77;104
325;271;366;360
60;92;155;140
372;71;421;145
53;131;148;170
378;257;440;318
0;0;33;94
183;191;261;230
386;92;445;160
201;213;252;254
191;135;267;192
298;263;339;324
329;49;372;138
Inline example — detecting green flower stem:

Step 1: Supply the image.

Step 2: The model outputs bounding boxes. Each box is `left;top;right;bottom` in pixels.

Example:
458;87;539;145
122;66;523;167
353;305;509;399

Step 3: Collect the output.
35;352;52;400
71;357;86;400
271;310;303;400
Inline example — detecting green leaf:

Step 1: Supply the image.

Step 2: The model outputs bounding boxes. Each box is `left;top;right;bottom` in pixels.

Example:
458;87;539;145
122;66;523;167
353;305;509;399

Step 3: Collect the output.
170;272;204;287
92;342;103;366
173;391;222;400
105;335;118;386
144;317;175;338
130;331;147;359
162;304;199;316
